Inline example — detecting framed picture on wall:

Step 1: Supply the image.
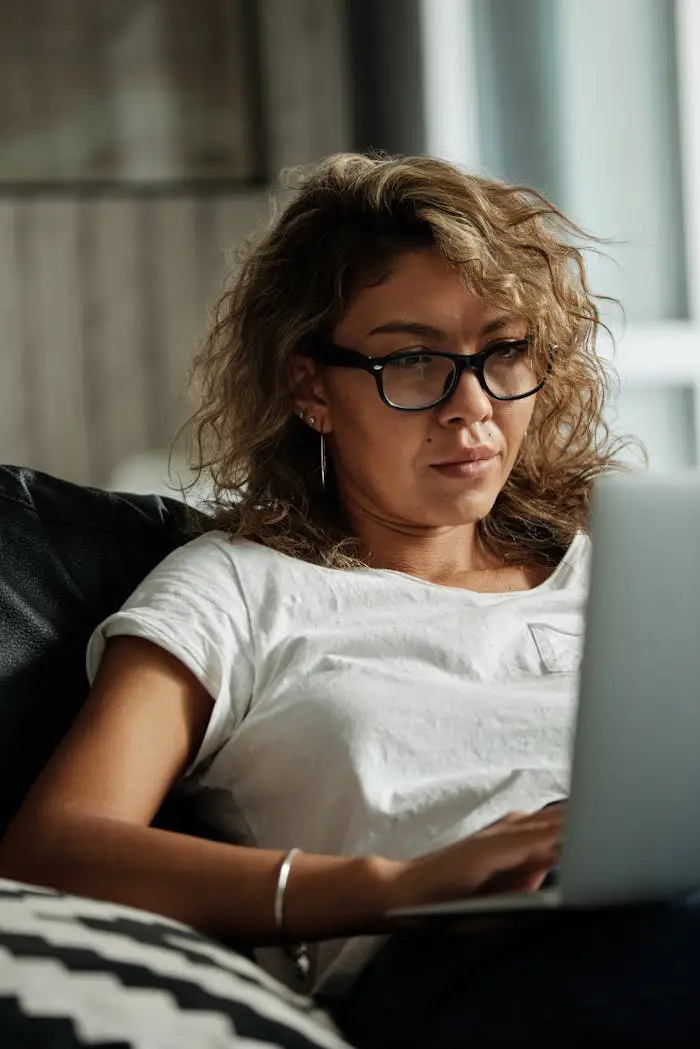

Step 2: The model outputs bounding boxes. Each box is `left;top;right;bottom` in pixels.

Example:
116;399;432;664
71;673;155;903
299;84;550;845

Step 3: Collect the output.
0;0;264;187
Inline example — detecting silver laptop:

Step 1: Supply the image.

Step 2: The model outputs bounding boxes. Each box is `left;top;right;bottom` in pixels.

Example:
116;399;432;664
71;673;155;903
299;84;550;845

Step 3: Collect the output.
389;471;700;921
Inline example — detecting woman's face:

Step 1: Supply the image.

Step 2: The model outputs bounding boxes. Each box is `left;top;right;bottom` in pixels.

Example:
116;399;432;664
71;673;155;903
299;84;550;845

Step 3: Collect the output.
300;251;539;531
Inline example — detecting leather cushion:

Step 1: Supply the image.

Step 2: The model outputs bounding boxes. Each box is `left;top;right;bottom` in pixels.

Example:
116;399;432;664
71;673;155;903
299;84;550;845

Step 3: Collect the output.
0;466;199;840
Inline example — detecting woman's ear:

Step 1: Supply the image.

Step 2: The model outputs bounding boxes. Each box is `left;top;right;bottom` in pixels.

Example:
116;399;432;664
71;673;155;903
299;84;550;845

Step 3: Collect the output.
289;354;332;429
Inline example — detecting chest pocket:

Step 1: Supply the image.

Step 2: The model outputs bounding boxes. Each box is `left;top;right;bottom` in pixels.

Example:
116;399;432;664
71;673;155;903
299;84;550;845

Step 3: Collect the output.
528;622;585;674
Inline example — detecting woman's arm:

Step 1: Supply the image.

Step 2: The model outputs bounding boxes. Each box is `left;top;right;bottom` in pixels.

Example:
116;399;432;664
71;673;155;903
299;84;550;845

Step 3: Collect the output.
0;636;562;944
0;636;399;943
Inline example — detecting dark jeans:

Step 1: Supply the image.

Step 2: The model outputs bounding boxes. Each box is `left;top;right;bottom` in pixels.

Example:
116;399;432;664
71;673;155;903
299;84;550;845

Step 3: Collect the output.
327;893;700;1049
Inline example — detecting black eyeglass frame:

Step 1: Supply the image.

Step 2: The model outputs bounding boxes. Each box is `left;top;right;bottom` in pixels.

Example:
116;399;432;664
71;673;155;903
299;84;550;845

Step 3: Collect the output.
306;340;550;411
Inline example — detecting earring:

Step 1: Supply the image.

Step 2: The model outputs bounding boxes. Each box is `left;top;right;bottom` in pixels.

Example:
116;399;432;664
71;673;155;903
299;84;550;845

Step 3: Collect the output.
298;413;326;489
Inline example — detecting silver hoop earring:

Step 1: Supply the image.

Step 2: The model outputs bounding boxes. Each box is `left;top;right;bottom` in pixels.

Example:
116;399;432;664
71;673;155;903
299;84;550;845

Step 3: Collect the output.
307;415;316;427
320;431;326;490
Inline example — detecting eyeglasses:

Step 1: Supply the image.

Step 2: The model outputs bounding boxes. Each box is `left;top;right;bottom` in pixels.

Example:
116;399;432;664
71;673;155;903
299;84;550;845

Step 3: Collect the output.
307;340;548;411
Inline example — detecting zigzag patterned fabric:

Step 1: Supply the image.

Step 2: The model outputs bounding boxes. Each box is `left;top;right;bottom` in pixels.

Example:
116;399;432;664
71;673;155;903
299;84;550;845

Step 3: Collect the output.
0;879;350;1048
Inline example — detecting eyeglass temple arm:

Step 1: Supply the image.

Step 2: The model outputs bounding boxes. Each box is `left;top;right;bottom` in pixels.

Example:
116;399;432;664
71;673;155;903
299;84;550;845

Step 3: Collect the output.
315;344;380;371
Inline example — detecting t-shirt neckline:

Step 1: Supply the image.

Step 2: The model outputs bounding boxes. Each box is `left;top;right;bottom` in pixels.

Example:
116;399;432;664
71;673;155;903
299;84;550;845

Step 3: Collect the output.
364;532;587;598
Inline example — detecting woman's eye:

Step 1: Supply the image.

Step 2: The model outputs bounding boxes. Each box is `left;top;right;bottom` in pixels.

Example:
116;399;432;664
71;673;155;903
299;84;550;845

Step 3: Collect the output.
388;353;434;369
490;340;528;359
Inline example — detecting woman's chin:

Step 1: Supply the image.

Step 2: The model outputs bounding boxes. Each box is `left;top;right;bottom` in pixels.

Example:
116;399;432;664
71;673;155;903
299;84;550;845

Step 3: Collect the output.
421;490;498;527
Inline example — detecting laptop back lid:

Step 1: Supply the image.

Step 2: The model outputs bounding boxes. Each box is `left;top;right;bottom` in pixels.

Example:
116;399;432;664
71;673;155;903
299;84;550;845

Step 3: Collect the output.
561;471;700;905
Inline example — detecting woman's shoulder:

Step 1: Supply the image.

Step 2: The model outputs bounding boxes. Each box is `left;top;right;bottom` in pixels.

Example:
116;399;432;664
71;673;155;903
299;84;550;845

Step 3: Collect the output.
160;531;291;573
151;531;321;600
119;532;286;613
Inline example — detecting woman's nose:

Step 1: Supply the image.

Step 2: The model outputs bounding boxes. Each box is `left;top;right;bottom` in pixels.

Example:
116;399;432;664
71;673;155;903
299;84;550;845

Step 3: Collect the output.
436;366;493;426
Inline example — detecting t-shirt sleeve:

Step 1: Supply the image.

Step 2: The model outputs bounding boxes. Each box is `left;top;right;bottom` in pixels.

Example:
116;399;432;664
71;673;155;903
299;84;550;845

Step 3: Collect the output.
86;533;255;773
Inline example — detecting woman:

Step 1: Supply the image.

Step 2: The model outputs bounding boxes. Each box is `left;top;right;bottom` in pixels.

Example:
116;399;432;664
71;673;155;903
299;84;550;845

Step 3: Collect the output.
1;154;698;1047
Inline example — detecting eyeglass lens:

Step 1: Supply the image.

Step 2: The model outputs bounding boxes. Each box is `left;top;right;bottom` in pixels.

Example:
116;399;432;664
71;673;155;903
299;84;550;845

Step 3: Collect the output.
381;345;542;407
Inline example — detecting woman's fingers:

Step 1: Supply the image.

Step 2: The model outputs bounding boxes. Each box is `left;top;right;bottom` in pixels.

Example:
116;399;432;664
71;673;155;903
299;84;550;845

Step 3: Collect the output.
394;808;564;914
481;809;563;842
472;821;560;886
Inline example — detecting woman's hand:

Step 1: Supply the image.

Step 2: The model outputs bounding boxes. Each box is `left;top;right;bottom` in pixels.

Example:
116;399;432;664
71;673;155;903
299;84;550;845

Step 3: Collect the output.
386;808;563;915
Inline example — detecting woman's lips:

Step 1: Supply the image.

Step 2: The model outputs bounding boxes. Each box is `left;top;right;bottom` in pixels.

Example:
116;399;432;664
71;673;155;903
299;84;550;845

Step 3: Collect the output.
431;455;498;478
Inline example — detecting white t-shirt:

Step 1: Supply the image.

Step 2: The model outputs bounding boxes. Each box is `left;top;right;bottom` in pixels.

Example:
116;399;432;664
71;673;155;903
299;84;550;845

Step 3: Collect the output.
87;531;590;995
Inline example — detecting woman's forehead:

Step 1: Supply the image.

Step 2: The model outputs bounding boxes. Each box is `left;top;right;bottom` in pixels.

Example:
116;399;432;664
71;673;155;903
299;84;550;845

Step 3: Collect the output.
336;252;524;341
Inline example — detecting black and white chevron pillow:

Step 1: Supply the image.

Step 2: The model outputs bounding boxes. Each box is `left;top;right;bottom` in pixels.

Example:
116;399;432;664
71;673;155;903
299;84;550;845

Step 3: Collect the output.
0;879;350;1048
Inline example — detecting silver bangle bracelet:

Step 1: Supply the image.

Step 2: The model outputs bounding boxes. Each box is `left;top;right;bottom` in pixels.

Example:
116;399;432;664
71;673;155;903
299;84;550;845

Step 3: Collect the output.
274;848;299;935
275;848;310;980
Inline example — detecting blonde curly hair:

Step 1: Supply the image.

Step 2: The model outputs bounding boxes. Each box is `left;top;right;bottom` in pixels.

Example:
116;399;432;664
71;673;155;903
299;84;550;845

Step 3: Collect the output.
186;152;630;567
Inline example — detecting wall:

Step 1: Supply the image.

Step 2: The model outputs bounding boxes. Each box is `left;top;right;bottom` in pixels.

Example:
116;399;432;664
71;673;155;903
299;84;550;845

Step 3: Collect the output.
0;0;351;487
0;191;268;486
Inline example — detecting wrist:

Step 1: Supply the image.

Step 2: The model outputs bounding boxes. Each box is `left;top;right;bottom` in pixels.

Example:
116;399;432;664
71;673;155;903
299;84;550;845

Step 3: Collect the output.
357;853;411;933
283;851;410;941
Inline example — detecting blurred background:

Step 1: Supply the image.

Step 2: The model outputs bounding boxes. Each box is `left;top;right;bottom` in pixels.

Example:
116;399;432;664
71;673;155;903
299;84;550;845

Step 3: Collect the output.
0;0;698;497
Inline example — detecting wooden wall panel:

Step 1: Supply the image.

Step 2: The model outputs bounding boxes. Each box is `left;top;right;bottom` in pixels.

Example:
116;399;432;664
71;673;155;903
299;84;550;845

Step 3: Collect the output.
27;199;92;483
152;197;206;437
86;197;151;484
0;204;27;467
0;192;267;487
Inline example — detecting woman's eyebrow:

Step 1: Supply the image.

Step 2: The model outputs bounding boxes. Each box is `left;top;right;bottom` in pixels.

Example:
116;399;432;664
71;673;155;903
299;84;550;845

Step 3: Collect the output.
480;314;521;337
366;321;446;340
366;315;522;341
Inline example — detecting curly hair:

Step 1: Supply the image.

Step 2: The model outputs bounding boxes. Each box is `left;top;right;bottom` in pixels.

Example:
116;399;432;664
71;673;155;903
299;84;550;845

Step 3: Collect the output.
186;152;631;568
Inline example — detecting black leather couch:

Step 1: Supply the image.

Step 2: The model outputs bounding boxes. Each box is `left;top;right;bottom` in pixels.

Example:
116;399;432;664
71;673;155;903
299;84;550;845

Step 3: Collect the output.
0;464;200;841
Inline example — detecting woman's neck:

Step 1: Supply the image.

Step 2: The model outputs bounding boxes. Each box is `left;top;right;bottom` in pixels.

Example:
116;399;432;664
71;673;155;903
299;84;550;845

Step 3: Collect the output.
358;517;489;580
352;515;553;593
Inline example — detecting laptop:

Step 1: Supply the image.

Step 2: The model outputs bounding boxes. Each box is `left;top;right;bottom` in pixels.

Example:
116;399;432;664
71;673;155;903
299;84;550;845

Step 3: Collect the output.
388;470;700;921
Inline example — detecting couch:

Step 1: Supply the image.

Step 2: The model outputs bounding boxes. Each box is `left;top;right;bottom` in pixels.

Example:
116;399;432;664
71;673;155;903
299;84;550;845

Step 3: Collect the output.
0;465;352;1049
